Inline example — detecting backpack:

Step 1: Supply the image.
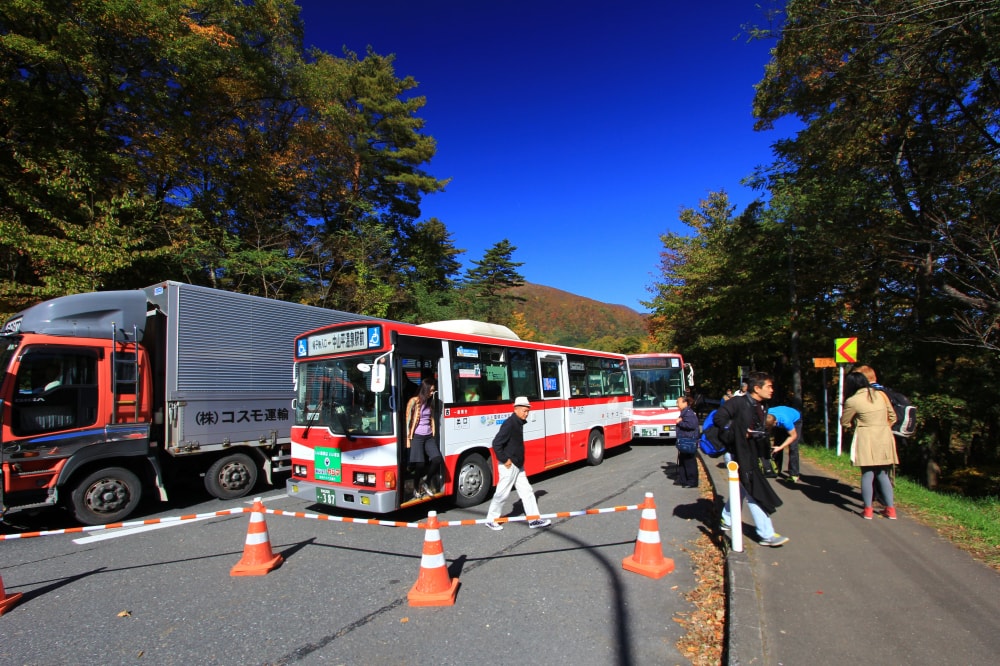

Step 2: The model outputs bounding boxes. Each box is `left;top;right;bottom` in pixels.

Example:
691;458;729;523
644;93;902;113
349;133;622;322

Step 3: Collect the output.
698;409;728;457
875;384;917;438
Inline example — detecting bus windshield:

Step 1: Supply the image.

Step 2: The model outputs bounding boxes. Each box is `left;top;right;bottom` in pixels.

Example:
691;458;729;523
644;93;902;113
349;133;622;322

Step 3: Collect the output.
630;365;685;408
295;355;393;436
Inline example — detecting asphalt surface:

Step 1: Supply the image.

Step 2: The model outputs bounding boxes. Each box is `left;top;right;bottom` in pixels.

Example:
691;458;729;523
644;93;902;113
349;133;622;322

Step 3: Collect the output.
706;454;1000;665
1;441;714;665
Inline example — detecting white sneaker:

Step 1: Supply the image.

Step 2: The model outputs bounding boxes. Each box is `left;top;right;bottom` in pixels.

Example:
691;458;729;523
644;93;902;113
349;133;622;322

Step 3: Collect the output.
528;518;551;529
484;521;503;531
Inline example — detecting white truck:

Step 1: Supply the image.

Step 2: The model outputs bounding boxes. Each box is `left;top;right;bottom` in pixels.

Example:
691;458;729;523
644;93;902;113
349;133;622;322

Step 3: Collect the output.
1;281;358;524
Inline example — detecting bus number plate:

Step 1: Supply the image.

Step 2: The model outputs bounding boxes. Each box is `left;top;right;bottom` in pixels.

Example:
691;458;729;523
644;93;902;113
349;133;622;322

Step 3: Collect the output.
316;487;336;506
641;427;658;437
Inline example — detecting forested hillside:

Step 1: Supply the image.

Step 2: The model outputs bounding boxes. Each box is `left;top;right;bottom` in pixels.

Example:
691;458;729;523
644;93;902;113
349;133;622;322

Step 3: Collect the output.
510;284;647;349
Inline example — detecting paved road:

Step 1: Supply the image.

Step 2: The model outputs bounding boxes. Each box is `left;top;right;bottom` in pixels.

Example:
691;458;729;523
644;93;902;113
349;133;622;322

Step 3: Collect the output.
1;441;711;665
707;456;1000;665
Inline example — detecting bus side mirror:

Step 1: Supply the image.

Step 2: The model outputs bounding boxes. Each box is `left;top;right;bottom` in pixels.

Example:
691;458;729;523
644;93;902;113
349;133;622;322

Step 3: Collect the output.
371;363;386;393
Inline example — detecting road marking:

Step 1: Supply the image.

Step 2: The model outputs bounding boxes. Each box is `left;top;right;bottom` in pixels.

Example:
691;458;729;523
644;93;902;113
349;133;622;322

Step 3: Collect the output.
246;492;288;504
73;515;214;544
71;492;289;544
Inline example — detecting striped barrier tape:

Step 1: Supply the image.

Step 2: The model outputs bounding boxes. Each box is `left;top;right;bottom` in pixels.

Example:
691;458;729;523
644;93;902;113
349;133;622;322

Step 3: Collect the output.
262;502;641;528
263;508;421;529
2;501;643;539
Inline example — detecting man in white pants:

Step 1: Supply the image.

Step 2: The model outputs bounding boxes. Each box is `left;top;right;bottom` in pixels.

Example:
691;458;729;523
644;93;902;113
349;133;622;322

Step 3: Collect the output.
484;396;552;530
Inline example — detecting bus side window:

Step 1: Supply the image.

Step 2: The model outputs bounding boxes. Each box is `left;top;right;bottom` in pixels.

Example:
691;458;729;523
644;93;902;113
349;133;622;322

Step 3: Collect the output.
462;382;480;402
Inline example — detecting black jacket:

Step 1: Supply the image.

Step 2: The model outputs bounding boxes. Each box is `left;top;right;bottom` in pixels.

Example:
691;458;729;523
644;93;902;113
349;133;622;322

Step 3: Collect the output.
714;394;782;514
492;413;526;468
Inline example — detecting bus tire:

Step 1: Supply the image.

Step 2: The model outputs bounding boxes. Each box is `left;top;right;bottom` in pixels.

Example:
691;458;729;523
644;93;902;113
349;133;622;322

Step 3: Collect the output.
70;467;142;525
454;452;491;508
205;453;259;500
587;430;605;466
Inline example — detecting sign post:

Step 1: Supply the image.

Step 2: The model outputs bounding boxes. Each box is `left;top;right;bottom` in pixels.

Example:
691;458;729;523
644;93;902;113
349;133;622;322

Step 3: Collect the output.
813;358;837;449
834;337;858;456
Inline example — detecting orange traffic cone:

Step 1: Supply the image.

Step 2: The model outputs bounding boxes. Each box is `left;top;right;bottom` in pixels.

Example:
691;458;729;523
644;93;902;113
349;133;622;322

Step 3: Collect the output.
0;573;23;615
622;492;675;579
231;498;283;577
407;511;460;606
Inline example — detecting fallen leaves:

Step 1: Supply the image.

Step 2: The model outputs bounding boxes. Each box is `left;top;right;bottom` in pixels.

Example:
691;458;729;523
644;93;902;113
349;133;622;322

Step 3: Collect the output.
673;473;725;665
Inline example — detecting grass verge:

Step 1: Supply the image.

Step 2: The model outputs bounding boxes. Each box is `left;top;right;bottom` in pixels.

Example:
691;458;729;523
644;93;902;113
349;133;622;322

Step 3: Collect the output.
801;444;1000;570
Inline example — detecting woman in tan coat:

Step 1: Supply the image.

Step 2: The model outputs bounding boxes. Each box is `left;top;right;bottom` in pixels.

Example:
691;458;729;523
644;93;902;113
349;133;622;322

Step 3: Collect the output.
841;371;899;520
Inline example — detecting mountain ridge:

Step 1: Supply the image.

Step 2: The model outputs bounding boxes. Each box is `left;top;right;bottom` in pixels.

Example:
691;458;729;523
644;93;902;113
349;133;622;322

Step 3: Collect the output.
510;283;648;347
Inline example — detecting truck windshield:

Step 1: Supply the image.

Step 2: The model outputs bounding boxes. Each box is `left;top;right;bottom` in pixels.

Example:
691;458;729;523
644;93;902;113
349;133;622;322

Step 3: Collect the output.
295;355;393;436
0;335;19;390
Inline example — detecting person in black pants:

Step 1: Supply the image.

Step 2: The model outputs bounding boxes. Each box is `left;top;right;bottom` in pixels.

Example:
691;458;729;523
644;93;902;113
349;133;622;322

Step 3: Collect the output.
675;395;700;488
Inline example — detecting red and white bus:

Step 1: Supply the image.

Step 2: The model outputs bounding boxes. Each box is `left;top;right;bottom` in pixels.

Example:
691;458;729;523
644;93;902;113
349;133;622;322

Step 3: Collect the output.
286;319;633;513
627;353;690;441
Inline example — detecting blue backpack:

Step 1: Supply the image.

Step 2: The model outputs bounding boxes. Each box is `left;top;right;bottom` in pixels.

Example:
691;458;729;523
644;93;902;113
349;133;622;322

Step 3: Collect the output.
699;409;727;457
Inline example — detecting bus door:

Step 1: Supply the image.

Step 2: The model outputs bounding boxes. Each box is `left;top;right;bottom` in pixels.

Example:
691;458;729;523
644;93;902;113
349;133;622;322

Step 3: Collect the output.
540;356;570;465
395;337;443;498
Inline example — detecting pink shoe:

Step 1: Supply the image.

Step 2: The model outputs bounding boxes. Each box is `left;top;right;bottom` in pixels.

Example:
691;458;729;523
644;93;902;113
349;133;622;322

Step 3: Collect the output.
884;507;897;520
862;506;874;520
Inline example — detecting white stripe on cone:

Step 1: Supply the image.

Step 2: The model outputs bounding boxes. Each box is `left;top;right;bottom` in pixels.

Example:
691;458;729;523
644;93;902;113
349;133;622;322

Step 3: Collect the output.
637;529;662;544
246;531;269;546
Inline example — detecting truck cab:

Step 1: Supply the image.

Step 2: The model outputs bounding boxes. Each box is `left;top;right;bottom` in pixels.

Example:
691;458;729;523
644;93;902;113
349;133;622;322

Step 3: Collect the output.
1;291;155;524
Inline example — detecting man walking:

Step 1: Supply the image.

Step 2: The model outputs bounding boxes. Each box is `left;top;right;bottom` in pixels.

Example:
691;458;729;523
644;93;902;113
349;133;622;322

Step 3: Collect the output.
484;397;551;530
715;372;789;547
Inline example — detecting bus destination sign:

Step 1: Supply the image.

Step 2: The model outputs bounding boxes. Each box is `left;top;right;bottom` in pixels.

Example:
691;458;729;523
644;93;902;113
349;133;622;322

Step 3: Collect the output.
302;325;382;357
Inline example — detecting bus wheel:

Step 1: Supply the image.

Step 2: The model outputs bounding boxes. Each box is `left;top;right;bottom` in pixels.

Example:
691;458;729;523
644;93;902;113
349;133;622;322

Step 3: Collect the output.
587;430;605;466
70;467;142;525
454;453;491;508
205;453;259;500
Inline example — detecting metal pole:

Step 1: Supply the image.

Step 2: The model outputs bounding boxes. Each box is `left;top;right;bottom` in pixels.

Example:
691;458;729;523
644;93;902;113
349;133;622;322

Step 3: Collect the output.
836;365;845;456
823;367;829;449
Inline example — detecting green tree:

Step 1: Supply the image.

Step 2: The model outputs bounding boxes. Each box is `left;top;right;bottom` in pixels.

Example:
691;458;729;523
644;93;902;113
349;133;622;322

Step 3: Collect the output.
457;239;526;325
1;1;453;316
753;0;1000;354
393;217;464;321
748;0;1000;479
294;48;449;314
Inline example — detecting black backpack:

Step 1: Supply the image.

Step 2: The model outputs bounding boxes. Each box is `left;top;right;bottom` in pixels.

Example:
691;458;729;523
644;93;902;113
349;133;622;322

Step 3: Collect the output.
875;384;917;438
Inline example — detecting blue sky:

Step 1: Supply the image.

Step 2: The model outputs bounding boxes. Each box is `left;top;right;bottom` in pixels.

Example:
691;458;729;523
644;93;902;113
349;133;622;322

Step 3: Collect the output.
296;1;791;312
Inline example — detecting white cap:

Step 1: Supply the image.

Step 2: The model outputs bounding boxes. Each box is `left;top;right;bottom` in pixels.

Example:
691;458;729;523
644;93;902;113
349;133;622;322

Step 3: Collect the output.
514;396;531;408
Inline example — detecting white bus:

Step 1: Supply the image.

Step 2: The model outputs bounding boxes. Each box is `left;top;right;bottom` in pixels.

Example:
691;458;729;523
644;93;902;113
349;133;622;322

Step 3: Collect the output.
627;352;690;441
286;319;633;512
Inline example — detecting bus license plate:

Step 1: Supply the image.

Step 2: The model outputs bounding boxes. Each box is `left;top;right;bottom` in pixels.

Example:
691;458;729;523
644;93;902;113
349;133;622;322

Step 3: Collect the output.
641;427;658;437
316;487;336;506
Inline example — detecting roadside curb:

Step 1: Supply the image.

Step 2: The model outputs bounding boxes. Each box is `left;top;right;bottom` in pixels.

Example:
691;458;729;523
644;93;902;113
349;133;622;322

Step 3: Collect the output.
702;453;766;666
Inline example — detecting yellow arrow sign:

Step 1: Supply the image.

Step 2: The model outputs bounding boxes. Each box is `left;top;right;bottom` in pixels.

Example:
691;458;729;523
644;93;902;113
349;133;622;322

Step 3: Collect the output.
835;337;858;364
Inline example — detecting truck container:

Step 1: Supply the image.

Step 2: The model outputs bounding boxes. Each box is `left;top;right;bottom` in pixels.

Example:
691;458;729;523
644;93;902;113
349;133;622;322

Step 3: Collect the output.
1;281;358;524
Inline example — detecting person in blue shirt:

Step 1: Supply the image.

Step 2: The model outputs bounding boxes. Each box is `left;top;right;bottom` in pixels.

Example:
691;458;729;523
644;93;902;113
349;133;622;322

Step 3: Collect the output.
767;406;802;483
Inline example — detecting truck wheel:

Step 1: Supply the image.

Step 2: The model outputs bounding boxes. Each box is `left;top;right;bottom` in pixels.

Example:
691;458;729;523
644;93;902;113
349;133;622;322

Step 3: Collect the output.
587;430;605;466
454;453;492;508
70;467;142;525
205;453;259;500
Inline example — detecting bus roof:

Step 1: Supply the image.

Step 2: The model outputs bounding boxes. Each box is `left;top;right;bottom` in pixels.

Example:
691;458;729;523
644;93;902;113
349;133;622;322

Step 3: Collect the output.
418;319;520;340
